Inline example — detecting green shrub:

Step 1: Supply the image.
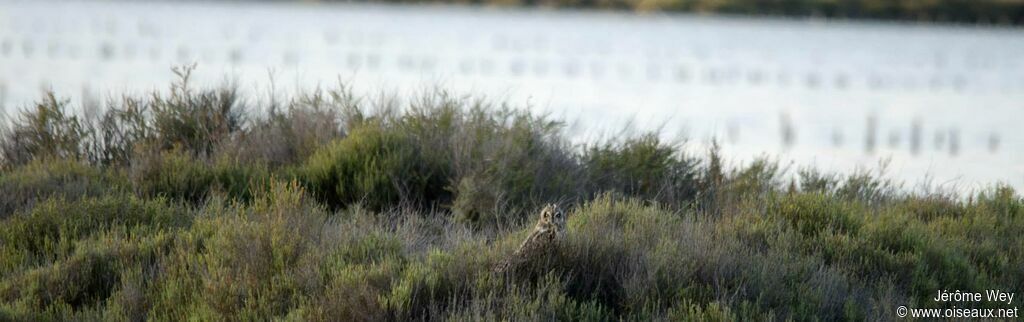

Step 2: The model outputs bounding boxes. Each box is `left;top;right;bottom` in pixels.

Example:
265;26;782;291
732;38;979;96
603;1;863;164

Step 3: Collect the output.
299;122;448;210
769;193;860;237
0;159;129;217
447;274;611;321
112;180;329;320
327;233;404;265
1;248;119;311
0;230;176;320
666;299;737;322
451;173;504;223
85;96;151;167
0;66;246;171
798;167;840;194
976;184;1023;218
836;170;899;205
698;155;785;216
391;97;579;223
0;195;187;276
727;158;783;199
0;93;87;168
901;196;966;221
224;89;349;167
148;65;243;158
130;148;269;203
304;261;397;321
583;133;700;206
441;107;579;221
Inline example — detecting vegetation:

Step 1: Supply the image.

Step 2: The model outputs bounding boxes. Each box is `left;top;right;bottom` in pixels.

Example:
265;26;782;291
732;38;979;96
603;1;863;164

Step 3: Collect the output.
0;68;1021;320
305;0;1024;25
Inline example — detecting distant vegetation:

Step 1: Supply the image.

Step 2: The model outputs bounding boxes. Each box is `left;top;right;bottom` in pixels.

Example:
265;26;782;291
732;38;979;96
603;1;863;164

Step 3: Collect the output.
305;0;1024;25
1;66;1021;320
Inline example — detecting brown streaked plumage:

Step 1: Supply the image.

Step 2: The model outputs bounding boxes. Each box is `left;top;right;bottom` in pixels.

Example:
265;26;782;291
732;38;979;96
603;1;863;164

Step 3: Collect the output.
493;204;567;274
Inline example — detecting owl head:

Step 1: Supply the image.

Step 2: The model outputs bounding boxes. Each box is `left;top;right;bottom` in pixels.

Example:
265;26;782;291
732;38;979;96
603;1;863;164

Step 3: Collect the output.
540;203;566;232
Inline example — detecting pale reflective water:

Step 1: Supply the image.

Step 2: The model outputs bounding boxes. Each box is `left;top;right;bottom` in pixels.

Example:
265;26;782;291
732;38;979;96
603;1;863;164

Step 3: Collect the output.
2;0;1023;191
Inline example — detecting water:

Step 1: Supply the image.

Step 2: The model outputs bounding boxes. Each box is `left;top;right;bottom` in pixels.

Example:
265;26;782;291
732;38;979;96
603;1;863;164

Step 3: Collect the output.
2;0;1023;191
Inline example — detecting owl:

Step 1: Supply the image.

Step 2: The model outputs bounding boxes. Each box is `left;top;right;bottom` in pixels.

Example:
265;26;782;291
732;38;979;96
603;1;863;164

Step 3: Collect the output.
493;204;567;274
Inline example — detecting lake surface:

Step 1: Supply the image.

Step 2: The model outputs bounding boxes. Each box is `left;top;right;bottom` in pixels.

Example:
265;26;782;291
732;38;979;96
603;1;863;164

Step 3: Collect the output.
2;0;1023;191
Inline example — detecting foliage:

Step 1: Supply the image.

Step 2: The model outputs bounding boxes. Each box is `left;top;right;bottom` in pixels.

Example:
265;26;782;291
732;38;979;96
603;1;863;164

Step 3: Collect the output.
130;147;270;203
582;133;700;206
0;79;1021;320
0;159;129;217
0;93;87;168
298;122;449;210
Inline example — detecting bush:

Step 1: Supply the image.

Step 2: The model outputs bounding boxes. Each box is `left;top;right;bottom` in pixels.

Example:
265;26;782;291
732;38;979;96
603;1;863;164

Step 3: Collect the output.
130;147;270;203
298;122;449;210
225;89;348;167
2;245;121;312
438;105;579;222
85;95;151;167
975;184;1022;218
446;274;611;321
582;133;700;206
451;173;504;223
769;193;860;238
389;95;582;224
0;195;187;275
0;159;129;217
139;181;328;320
0;230;177;320
0;93;87;168
304;261;397;320
147;65;244;158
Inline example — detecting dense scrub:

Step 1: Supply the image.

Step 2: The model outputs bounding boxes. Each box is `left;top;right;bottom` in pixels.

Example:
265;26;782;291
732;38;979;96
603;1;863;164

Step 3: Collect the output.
1;70;1021;320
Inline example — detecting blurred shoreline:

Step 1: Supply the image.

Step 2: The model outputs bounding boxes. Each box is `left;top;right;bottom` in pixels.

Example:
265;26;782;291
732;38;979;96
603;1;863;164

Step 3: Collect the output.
37;0;1024;26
